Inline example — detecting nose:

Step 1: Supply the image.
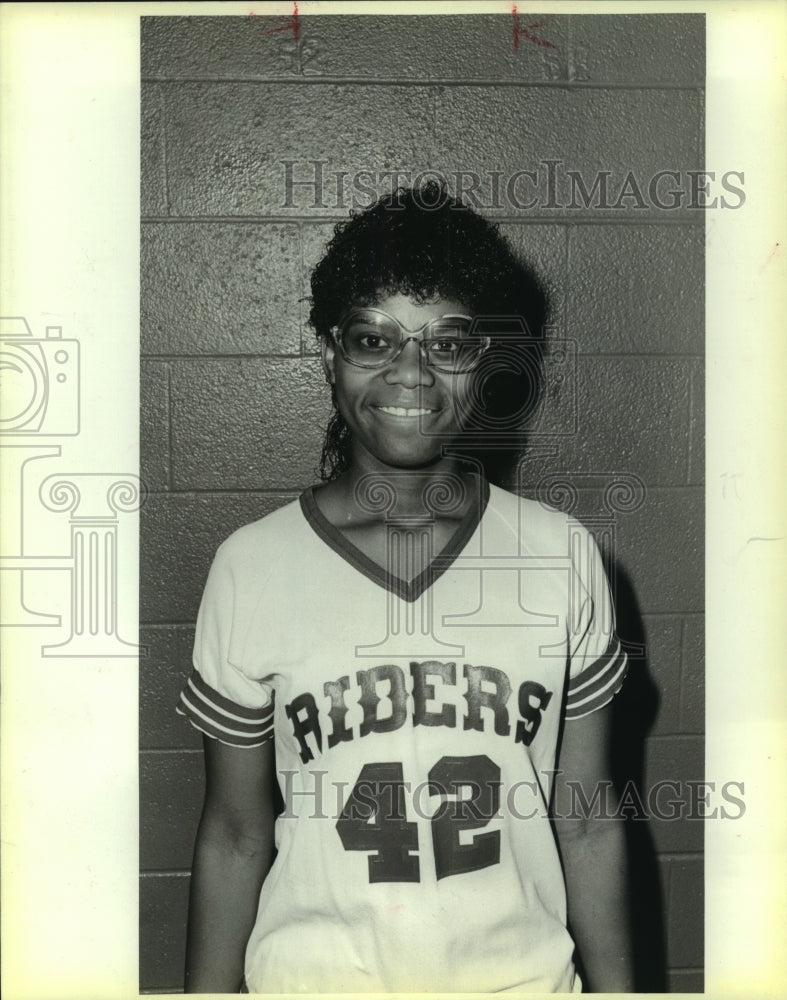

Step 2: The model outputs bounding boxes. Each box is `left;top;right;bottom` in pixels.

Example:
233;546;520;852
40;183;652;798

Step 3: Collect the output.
383;338;435;389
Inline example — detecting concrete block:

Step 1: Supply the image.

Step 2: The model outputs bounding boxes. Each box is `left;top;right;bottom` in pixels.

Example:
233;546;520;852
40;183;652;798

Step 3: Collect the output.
579;357;691;482
141;14;570;83
141;83;167;217
667;857;704;968
435;88;701;219
522;356;693;485
642;736;704;853
615;487;703;615
142;14;702;88
140;625;200;750
163;82;438;217
140;873;189;992
301;222;338;355
515;482;702;616
142;14;295;80
681;615;704;734
140;492;296;624
569;14;704;86
309;14;569;82
140;750;204;871
688;359;704;484
141;361;170;491
498;224;567;334
141;223;302;356
566;225;704;355
169;357;329;490
667;969;704;992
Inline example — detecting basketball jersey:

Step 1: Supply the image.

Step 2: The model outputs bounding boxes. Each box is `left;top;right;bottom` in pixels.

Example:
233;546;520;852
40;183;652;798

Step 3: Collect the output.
177;481;627;993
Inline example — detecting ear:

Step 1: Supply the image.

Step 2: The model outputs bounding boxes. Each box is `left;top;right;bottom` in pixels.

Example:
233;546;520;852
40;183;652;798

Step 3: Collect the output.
321;336;336;385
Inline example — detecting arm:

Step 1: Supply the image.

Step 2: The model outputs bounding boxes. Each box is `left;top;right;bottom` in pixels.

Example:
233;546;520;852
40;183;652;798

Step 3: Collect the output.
552;702;633;993
184;735;278;994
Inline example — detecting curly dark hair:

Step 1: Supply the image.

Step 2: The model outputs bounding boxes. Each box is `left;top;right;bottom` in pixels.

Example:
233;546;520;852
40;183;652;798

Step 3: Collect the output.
309;181;549;481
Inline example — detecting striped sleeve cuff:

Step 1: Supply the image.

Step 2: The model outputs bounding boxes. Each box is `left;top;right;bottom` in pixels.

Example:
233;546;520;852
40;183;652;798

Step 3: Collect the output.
176;669;274;747
565;636;628;720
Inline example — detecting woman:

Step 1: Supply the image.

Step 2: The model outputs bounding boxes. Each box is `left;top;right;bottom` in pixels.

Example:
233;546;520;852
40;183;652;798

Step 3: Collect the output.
178;183;633;993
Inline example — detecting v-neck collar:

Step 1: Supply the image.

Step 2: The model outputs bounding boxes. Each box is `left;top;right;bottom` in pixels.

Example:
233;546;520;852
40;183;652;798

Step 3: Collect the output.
299;476;490;604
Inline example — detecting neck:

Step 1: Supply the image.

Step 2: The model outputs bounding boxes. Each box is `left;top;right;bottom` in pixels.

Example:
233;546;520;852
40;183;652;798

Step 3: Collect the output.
340;451;480;521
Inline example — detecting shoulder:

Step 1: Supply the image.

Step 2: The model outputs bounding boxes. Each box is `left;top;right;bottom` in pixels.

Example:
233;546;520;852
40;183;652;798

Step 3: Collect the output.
212;495;308;573
485;482;585;554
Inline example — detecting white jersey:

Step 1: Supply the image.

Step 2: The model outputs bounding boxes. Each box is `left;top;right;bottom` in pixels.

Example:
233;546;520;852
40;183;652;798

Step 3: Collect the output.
178;481;627;993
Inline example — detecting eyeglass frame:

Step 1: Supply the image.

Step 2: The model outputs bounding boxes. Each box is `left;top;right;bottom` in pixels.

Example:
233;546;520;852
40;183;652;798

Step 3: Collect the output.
329;307;492;374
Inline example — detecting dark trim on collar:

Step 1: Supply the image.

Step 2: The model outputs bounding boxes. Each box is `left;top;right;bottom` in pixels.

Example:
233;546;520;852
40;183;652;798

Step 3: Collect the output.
299;476;490;603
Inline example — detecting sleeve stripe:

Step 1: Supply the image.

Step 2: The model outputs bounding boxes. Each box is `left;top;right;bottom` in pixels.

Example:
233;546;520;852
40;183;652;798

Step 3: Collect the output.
179;687;274;736
565;654;628;720
176;669;275;747
567;645;627;701
176;699;275;746
186;668;274;722
183;675;274;732
566;633;621;693
566;661;626;708
566;656;627;712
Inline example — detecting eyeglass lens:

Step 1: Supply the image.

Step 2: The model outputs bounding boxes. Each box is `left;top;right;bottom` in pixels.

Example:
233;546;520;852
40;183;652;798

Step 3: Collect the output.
340;311;485;371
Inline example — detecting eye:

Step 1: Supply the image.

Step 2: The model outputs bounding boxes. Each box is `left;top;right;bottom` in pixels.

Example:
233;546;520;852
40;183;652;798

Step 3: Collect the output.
358;332;390;351
343;319;397;357
428;337;463;358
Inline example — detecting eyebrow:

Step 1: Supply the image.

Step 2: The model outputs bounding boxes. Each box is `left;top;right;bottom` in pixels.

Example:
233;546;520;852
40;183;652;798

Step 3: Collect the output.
341;309;474;333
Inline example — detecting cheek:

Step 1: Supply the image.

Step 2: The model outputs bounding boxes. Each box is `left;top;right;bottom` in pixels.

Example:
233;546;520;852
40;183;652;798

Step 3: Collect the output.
442;374;476;425
332;368;369;420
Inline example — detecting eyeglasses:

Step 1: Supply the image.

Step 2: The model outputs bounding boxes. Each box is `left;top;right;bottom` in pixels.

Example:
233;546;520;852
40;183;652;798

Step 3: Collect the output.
331;309;491;374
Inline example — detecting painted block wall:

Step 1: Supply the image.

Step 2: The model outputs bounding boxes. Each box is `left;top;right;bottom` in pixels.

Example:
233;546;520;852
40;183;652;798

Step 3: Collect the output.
140;13;705;993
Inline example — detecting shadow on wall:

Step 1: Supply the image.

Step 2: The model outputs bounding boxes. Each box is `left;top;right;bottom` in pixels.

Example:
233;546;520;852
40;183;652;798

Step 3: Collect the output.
610;561;668;993
502;444;670;992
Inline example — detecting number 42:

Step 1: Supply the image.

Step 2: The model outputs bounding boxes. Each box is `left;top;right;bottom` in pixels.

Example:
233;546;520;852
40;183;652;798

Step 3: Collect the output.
336;755;501;883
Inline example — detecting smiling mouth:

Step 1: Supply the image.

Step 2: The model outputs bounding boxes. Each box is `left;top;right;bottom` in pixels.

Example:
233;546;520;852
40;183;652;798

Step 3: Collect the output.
375;406;436;418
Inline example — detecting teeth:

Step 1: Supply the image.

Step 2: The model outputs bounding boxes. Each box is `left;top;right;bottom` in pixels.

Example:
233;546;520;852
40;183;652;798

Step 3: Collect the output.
377;406;434;417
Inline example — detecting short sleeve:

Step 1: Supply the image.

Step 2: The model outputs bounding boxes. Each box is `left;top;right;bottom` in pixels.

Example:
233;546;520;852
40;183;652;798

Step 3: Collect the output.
176;541;274;747
564;522;628;721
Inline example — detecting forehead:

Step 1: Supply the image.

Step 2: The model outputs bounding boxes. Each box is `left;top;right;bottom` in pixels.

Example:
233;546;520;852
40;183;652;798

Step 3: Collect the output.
359;292;471;327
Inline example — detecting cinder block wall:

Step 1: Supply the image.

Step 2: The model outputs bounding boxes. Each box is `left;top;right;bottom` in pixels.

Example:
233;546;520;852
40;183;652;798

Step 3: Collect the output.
140;14;704;993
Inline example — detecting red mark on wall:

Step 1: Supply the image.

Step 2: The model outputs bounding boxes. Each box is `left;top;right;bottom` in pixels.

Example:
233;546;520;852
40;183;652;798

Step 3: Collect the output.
250;2;300;42
250;1;321;75
512;6;555;50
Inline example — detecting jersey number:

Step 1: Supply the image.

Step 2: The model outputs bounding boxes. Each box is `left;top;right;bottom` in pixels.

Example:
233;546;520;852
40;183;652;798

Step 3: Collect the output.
336;755;501;882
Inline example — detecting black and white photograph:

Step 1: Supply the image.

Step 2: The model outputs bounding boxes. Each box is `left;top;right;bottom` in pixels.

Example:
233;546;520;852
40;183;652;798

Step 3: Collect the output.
1;4;785;1000
139;9;709;994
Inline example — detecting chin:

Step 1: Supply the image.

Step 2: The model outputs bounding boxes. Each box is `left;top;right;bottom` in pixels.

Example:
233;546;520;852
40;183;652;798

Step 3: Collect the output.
352;426;466;472
377;448;444;470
